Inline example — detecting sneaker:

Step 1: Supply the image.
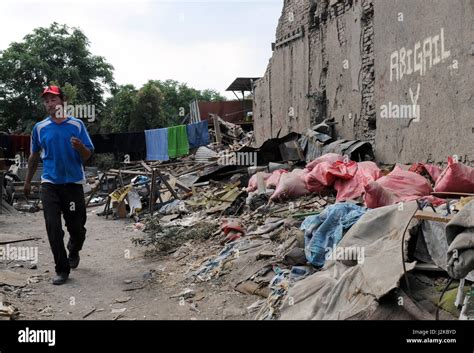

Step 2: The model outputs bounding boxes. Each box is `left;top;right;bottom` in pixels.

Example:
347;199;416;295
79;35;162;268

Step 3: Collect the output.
69;252;80;269
52;273;69;285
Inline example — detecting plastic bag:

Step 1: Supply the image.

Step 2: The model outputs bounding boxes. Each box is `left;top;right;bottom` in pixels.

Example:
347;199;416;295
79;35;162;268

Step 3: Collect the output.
364;165;432;208
270;169;310;201
305;153;344;172
334;161;382;202
266;169;289;189
247;172;271;192
434;157;474;193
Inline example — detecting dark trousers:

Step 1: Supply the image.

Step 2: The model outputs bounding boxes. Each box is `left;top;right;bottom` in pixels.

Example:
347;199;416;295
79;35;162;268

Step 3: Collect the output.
40;183;87;275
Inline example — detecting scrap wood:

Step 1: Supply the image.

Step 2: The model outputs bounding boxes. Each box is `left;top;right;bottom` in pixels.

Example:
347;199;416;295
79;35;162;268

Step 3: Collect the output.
431;191;474;198
414;211;454;223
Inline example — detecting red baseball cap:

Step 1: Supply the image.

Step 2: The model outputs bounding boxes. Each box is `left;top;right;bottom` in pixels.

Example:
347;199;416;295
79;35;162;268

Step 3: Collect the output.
41;85;62;97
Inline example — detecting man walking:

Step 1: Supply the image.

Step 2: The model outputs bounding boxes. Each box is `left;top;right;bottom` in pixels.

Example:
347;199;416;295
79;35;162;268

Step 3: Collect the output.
25;85;94;285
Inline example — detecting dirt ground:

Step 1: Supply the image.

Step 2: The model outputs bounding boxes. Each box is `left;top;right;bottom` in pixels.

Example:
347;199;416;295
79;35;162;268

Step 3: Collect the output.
0;207;258;320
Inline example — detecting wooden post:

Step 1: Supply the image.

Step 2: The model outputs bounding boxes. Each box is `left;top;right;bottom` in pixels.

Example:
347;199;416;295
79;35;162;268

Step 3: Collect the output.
212;114;222;144
149;169;156;214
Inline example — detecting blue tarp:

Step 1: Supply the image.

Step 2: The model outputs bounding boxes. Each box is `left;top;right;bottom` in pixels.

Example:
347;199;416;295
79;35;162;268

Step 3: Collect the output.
301;203;367;267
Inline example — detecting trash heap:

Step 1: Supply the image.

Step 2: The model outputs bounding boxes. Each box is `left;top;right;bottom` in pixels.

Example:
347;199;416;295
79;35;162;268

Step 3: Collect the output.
3;117;473;320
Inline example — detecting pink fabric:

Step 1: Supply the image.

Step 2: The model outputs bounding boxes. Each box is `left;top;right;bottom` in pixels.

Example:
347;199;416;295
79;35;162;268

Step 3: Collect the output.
434;157;474;193
304;160;358;193
364;165;433;208
305;153;345;172
266;169;289;188
334;161;382;202
423;164;442;183
246;172;271;192
271;169;310;201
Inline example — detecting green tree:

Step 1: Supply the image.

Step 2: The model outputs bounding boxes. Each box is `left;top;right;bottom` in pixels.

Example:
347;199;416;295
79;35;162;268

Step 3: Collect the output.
128;81;164;132
0;22;115;131
101;84;137;133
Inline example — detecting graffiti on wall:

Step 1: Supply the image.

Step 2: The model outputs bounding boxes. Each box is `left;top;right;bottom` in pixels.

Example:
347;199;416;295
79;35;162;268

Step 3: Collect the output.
389;27;451;83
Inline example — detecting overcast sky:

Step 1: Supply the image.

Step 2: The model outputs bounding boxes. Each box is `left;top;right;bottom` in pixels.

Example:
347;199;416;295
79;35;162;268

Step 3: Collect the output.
0;0;282;98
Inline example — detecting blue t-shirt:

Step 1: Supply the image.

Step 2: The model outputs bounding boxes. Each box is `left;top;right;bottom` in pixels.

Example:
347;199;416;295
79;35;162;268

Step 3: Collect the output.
31;116;95;184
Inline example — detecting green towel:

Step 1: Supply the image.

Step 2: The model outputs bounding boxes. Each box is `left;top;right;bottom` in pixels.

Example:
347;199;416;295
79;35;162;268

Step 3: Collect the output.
168;125;189;159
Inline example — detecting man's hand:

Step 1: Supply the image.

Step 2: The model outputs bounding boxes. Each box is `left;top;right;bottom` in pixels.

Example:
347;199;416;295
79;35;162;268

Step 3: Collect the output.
24;181;31;198
71;137;92;162
71;137;85;151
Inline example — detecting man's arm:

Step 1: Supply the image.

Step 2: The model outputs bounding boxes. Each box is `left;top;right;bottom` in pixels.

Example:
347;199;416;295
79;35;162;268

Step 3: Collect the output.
24;152;41;197
71;137;92;162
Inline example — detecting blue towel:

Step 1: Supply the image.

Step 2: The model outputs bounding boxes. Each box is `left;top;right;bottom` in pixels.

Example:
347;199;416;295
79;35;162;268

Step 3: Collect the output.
145;128;169;161
186;121;210;149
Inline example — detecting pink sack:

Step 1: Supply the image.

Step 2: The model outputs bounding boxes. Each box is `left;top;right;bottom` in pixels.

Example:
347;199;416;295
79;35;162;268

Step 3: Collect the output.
329;160;358;180
364;165;433;208
364;181;398;208
271;169;310;201
423;164;442;183
434;157;474;193
266;169;289;189
304;161;336;192
246;172;271;192
304;160;358;193
305;153;344;171
335;161;382;202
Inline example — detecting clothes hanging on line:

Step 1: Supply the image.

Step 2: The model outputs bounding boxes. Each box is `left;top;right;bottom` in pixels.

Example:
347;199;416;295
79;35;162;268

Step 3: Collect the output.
186;120;210;149
145;128;169;161
167;125;189;159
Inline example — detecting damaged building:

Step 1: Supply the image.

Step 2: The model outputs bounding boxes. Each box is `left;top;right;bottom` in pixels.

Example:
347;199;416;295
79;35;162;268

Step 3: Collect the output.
253;0;474;164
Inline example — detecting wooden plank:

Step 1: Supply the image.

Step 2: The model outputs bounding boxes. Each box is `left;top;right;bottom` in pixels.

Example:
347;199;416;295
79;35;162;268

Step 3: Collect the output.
414;211;454;223
175;162;216;178
86;173;107;206
109;169;151;176
156;170;180;200
212;115;222;144
140;161;152;173
149;169;156;214
414;263;446;272
431;192;474;198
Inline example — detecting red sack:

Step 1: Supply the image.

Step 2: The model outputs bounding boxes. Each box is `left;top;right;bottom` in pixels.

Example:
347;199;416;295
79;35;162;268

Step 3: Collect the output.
304;161;336;192
266;169;289;188
409;163;442;184
335;161;382;202
434;157;474;193
329;160;358;180
364;165;432;208
271;169;310;201
304;159;358;193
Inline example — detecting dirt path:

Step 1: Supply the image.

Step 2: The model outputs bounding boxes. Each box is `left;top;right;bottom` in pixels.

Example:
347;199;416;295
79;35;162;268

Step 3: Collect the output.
0;207;256;320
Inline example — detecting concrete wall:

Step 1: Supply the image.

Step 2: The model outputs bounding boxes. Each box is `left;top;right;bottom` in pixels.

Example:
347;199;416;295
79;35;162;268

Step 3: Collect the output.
254;0;473;164
254;0;375;146
374;0;474;164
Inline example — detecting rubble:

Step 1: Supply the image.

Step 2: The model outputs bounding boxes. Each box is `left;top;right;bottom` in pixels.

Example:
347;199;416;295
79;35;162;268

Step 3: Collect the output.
3;113;474;322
